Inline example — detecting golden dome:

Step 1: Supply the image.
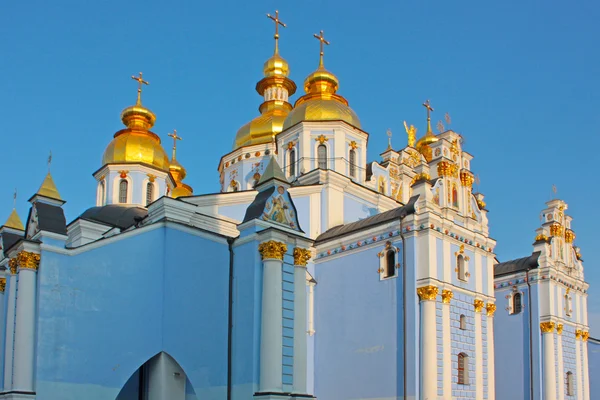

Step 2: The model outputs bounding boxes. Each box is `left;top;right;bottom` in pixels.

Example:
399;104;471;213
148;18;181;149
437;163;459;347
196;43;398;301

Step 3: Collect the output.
36;172;63;201
169;158;187;182
172;184;193;198
263;53;290;78
416;132;439;162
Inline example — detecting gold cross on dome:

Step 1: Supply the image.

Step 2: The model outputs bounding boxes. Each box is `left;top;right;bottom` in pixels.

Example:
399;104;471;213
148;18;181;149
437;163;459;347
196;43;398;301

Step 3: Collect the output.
313;30;330;67
131;72;149;105
168;130;182;159
267;10;286;54
422;99;434;133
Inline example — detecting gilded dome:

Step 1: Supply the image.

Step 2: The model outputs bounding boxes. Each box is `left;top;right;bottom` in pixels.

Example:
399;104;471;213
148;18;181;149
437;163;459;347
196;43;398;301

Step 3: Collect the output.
172;184;193;198
234;101;293;149
263;53;290;78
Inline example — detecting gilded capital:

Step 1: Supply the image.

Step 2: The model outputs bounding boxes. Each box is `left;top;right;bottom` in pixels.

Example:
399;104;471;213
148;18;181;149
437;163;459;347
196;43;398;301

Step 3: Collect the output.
417;285;438;301
258;241;287;261
486;303;497;317
556;324;564;335
575;329;582;340
582;331;589;342
16;251;41;271
293;248;312;267
8;258;17;275
0;278;5;293
441;289;453;304
474;299;485;313
540;322;555;334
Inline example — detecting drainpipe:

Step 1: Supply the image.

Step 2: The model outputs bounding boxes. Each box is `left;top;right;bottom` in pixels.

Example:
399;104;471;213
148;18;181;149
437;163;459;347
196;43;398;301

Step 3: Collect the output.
227;237;236;400
399;211;408;400
526;268;534;400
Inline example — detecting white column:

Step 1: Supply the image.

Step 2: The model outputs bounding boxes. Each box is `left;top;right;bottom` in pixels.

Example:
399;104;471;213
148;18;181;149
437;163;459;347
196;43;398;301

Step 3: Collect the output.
12;251;40;392
307;282;315;336
486;304;496;400
474;301;484;400
146;352;186;400
576;330;583;398
582;334;590;400
442;290;452;398
258;241;287;393
556;325;565;400
417;285;438;400
541;322;556;400
292;248;310;394
3;265;17;390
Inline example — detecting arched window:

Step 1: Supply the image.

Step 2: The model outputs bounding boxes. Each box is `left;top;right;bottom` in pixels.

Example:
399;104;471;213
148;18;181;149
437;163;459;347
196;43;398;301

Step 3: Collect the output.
566;371;574;395
513;293;522;314
99;180;105;205
457;255;466;281
457;353;469;385
385;249;396;278
349;149;356;178
119;179;128;204
460;315;467;330
317;144;327;169
289;149;296;177
565;294;571;316
146;182;154;206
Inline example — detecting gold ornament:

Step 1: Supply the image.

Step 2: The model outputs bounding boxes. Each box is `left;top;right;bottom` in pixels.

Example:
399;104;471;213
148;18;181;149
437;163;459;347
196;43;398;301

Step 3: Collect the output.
315;134;329;144
8;259;18;275
410;173;431;186
550;223;563;237
565;229;575;243
349;140;358;150
442;290;453;304
557;324;564;335
416;285;438;301
258;241;287;260
486;303;497;317
403;121;417;148
576;329;582;340
540;322;555;333
474;299;485;313
293;248;312;267
0;278;5;293
535;233;548;242
17;251;41;271
582;332;589;342
460;171;474;188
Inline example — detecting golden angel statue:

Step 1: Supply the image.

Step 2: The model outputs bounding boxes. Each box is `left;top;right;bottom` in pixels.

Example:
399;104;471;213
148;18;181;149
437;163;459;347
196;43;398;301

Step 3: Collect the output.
403;121;417;148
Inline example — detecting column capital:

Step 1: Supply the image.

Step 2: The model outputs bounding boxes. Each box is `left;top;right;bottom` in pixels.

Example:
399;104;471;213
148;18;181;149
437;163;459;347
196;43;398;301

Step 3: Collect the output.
293;247;311;267
582;331;589;342
0;277;5;293
16;251;40;271
575;329;582;340
485;303;496;317
258;240;287;261
417;285;438;301
8;258;17;275
557;323;564;335
540;322;555;334
441;289;453;304
474;299;485;313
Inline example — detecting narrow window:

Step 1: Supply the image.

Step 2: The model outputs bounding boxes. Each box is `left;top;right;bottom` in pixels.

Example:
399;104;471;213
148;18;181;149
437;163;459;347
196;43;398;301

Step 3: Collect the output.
349;149;356;178
460;315;467;330
384;249;396;278
119;179;128;204
146;182;154;206
318;144;327;169
565;295;571;316
99;180;105;205
457;255;466;281
289;149;296;177
457;353;469;385
513;293;522;314
566;371;574;395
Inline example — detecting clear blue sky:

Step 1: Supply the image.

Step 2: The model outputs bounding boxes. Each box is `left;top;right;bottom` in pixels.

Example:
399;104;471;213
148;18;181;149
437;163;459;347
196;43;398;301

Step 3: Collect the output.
1;1;598;330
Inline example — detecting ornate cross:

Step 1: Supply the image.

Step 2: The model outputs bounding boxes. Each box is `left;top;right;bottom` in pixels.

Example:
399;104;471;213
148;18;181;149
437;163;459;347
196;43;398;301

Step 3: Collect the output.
13;188;17;208
168;130;182;159
47;150;52;172
313;30;330;67
131;72;149;105
267;10;286;54
422;99;434;133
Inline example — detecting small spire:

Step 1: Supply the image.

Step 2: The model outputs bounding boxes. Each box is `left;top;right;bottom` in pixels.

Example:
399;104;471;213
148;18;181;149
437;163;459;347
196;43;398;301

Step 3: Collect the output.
267;10;286;55
257;156;287;186
36;172;63;201
168;129;182;161
3;208;24;230
313;30;330;69
47;150;52;172
131;72;149;106
422;99;434;134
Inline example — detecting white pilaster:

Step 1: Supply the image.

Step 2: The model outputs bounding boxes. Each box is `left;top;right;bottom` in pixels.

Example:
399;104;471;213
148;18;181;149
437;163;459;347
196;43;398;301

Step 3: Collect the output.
576;332;583;398
486;304;496;400
475;303;483;400
292;248;309;395
442;291;452;398
541;323;556;400
0;277;6;391
556;328;564;400
582;337;590;400
3;270;17;390
418;286;438;400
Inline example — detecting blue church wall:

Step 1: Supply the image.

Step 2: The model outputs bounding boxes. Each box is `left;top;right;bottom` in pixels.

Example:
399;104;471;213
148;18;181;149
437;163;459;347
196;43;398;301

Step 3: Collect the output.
291;196;310;237
449;292;476;398
403;235;419;398
562;324;578;397
482;315;489;399
314;240;403;400
343;194;376;224
589;338;600;399
34;225;230;400
282;254;295;389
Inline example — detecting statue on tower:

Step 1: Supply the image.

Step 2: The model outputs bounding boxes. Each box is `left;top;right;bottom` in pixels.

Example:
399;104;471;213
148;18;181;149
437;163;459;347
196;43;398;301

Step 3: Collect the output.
403;121;417;148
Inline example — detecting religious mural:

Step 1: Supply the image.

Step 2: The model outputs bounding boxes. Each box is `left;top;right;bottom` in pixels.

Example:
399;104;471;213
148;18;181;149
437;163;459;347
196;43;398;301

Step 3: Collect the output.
261;185;299;230
432;179;443;206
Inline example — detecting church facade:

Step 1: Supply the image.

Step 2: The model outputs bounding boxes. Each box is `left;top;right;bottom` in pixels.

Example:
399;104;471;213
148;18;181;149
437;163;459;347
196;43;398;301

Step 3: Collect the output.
0;12;594;400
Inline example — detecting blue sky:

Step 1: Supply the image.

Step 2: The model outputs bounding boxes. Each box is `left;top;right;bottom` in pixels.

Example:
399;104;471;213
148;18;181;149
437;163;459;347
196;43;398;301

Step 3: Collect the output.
1;1;598;330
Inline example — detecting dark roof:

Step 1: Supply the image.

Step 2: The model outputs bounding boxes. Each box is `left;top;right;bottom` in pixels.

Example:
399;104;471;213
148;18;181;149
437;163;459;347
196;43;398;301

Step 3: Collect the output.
494;251;541;277
78;205;148;230
33;202;67;235
1;232;22;252
243;186;276;223
315;195;419;244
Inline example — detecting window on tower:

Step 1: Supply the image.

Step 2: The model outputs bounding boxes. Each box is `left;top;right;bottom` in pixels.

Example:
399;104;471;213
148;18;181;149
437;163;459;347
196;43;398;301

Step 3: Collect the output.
566;371;574;395
457;254;466;281
349;149;356;178
460;315;467;330
317;144;327;169
513;292;522;314
385;249;396;278
119;179;128;204
565;294;571;316
146;182;154;206
289;148;296;177
457;353;469;385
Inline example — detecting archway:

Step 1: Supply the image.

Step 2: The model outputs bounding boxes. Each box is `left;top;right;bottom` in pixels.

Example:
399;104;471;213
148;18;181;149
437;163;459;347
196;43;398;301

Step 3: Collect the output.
115;352;198;400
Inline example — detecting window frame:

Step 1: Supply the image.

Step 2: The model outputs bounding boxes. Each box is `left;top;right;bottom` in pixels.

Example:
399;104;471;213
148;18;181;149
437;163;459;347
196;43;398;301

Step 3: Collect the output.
379;242;399;280
459;315;467;330
118;179;128;204
289;148;296;177
317;144;327;170
145;182;155;206
349;148;357;178
457;353;469;385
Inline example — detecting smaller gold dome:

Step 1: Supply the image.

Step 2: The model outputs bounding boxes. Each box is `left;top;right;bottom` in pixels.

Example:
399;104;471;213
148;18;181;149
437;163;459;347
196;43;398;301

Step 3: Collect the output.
172;184;193;198
103;130;170;171
304;67;339;94
415;133;439;162
169;158;187;182
121;104;156;130
263;53;290;78
234;101;293;149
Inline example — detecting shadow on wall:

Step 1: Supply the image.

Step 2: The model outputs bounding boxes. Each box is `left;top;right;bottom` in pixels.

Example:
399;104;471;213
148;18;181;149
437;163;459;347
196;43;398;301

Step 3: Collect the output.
116;352;198;400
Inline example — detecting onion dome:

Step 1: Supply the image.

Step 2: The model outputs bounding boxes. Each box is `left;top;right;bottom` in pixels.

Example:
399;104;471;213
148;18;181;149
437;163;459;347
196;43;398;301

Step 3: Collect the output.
102;73;170;171
233;11;297;150
283;31;360;130
415;100;439;162
3;208;24;230
167;131;193;198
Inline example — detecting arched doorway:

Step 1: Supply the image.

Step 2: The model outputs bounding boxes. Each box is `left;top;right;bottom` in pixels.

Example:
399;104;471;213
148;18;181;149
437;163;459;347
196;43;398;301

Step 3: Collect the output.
116;352;197;400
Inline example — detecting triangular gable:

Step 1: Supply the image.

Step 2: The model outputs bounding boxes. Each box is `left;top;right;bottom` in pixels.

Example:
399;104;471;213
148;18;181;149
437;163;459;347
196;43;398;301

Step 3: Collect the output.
242;184;302;232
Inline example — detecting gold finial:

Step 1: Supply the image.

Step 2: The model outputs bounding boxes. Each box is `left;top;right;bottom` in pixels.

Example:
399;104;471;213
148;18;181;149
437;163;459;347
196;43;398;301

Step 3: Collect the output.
422;100;434;134
386;129;393;149
403;121;417;147
168;130;182;160
131;72;149;105
266;10;286;55
47;151;52;172
313;30;330;68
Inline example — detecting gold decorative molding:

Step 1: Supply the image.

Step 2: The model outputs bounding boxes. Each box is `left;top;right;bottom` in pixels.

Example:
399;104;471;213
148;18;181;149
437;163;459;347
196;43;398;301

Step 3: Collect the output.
349;140;358;150
258;241;287;261
565;229;575;243
410;172;431;186
147;174;156;183
474;299;485;313
441;289;453;304
8;259;17;275
540;322;555;334
557;324;564;335
575;329;582;340
437;161;458;178
287;141;295;150
293;248;311;267
582;331;589;342
315;134;329;144
17;251;41;271
460;171;474;188
119;170;129;179
534;233;548;242
416;285;438;301
0;278;5;293
550;223;563;237
486;303;497;317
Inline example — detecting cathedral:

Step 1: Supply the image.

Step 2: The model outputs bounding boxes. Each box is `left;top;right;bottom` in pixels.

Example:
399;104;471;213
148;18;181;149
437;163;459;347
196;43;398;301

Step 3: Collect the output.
0;11;595;400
